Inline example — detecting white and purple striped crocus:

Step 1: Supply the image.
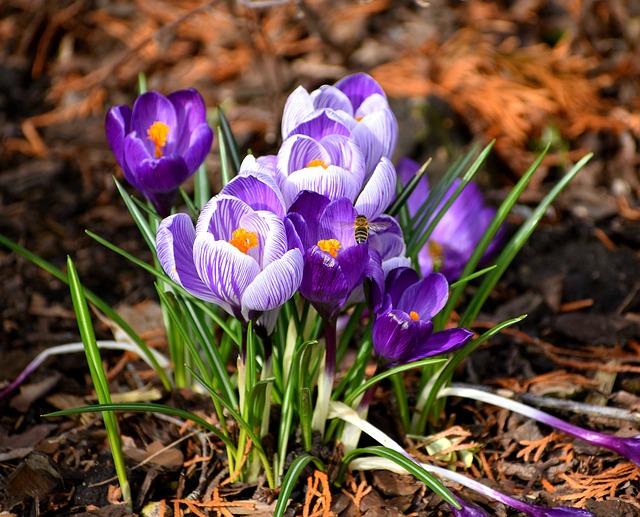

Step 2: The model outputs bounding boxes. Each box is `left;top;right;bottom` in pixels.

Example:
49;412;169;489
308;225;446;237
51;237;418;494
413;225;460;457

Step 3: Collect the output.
372;267;474;366
282;73;398;180
398;157;504;282
106;89;213;217
276;111;397;213
156;173;303;325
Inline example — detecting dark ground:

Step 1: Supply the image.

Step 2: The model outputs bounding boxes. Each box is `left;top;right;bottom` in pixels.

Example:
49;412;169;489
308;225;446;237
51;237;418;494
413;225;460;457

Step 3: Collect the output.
1;0;640;515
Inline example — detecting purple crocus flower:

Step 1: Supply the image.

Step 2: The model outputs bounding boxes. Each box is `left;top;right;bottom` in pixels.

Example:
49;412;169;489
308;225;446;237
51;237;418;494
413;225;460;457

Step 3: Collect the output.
372;267;473;366
282;73;398;179
287;191;377;321
106;89;214;216
397;157;504;282
276;111;397;216
156;173;303;324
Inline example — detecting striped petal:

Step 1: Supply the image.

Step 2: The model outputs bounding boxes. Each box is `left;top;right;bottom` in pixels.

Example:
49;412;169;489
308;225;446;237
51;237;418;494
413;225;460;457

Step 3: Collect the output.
354;157;396;220
193;233;261;314
241;248;303;313
281;85;315;138
156;214;222;305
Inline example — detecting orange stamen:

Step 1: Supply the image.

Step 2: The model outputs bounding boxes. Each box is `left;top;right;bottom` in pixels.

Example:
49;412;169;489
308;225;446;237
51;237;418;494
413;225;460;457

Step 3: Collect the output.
409;311;419;321
355;115;364;122
229;228;259;254
307;159;328;169
317;239;341;258
147;121;170;158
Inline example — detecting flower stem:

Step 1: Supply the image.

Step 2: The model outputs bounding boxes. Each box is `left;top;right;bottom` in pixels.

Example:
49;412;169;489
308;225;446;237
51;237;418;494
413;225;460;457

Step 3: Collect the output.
312;317;337;436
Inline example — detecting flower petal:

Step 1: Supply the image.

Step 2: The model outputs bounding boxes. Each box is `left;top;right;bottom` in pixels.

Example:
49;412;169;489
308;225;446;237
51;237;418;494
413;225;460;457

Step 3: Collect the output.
385;267;420;308
221;173;286;217
317;197;358;246
352;108;398;178
288;190;331;247
196;194;252;241
402;327;474;363
300;245;350;319
242;211;288;268
241;248;303;313
367;215;406;260
281;85;315;138
156;213;223;305
289;109;352;140
372;309;423;365
334;73;387;111
105;105;132;174
130;92;178;155
399;272;449;320
181;123;213;173
133;154;190;193
283;165;361;207
193;233;261;315
168;89;209;155
311;85;354;114
335;242;370;292
321;134;366;188
355;93;392;117
277;135;327;178
354;157;396;220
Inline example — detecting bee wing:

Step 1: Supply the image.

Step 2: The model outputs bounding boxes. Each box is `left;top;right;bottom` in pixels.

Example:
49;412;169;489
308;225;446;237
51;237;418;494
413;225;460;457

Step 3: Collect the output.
368;221;392;234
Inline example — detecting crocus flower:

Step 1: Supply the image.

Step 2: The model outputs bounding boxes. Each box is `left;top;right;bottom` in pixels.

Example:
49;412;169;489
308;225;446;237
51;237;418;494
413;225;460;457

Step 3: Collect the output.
156;174;303;324
372;267;473;366
397;157;504;282
287;191;376;321
441;386;640;467
106;89;214;216
282;73;398;179
276;111;397;216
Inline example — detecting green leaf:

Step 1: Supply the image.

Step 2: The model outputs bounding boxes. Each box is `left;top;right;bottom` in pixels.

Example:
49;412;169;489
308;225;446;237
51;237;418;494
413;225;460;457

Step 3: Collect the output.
341;446;458;507
113;177;157;252
217;106;241;175
387;158;431;217
441;144;550;324
343;356;446;407
459;153;592;327
407;142;494;257
67;257;131;507
45;402;237;451
274;454;325;514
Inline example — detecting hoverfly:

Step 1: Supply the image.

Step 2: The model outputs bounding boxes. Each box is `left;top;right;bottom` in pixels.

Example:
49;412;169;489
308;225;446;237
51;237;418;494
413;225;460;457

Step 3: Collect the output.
352;214;392;244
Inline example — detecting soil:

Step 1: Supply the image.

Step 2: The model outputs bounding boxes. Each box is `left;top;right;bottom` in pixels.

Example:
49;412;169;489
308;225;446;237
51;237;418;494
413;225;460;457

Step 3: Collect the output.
1;1;640;516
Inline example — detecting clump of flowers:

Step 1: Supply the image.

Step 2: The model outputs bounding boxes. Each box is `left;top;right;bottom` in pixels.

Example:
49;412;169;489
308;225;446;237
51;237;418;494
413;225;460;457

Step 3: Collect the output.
97;74;621;513
1;72;606;514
